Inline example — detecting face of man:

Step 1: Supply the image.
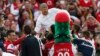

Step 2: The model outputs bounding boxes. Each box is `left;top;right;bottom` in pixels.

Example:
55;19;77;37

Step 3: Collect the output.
8;32;17;42
40;7;48;15
8;14;14;21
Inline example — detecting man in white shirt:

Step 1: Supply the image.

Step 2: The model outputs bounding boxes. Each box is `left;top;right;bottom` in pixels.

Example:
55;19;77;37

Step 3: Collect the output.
35;3;60;33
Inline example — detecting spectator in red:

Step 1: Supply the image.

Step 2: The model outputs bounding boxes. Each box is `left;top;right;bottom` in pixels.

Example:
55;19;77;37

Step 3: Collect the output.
77;0;93;7
82;16;99;32
30;0;39;11
4;30;19;55
10;0;22;20
43;0;57;9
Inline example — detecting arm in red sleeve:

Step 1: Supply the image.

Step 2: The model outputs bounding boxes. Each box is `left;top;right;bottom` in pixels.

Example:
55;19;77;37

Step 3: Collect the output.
13;34;26;45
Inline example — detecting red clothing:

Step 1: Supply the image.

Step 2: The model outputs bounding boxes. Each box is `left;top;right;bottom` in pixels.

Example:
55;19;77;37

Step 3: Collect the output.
44;40;54;56
87;22;97;31
13;3;19;10
96;11;100;22
33;2;39;10
13;34;26;45
44;0;56;9
4;40;16;54
53;43;74;56
79;0;93;7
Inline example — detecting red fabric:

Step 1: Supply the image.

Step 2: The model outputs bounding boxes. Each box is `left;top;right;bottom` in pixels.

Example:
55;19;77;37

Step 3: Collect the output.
54;43;74;56
96;11;100;22
87;22;97;31
13;3;19;10
44;40;54;56
79;0;93;7
55;12;69;22
33;2;39;10
44;0;55;9
4;40;10;51
70;20;74;27
4;0;8;5
4;40;15;54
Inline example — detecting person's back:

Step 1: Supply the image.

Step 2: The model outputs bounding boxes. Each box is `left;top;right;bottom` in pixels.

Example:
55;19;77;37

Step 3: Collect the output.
21;35;41;56
54;42;74;56
20;25;41;56
73;38;94;56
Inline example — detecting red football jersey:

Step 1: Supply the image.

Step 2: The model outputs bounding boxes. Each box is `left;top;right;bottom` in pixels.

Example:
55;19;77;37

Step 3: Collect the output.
4;40;16;54
79;0;93;7
44;40;54;56
44;0;55;8
96;11;100;22
53;43;74;56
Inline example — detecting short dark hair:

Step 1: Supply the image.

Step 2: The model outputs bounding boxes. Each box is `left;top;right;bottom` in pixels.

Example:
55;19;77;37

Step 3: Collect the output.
24;25;31;34
7;30;15;36
74;25;80;33
82;31;90;37
46;34;54;41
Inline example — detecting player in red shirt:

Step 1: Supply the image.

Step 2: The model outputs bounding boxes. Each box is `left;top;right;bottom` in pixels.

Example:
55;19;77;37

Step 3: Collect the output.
4;30;18;55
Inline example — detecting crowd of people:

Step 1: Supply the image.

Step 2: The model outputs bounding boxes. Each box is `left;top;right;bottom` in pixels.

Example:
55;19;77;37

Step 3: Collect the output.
0;0;100;56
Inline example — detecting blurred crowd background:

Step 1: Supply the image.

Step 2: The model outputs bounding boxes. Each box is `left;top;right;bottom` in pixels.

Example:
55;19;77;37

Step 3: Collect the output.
0;0;100;56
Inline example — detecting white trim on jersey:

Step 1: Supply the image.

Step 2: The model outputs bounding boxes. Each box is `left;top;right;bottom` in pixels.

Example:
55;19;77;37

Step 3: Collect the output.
48;43;77;56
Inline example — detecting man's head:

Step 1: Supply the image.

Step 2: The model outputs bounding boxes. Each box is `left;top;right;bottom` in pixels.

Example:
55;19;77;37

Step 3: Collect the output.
72;24;80;33
25;1;32;10
22;11;29;20
23;25;31;35
7;30;16;41
8;14;14;21
82;31;90;38
40;3;48;15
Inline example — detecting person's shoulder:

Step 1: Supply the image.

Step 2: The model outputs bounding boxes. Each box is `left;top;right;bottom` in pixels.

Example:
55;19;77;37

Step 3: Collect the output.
36;14;43;21
48;8;60;13
26;35;38;41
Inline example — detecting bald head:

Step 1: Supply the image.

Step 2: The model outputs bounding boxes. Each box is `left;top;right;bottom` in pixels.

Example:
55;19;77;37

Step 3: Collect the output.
40;3;48;9
40;3;48;15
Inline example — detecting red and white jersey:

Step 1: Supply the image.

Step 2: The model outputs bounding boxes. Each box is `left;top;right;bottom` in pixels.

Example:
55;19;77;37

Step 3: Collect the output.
4;40;18;54
44;0;55;9
79;0;93;7
49;43;75;56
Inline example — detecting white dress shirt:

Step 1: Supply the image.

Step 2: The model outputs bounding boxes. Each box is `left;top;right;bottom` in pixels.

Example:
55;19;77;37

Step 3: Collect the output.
35;8;60;33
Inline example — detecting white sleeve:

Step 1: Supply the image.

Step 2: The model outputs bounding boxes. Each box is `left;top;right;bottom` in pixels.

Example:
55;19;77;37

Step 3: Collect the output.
2;52;16;56
10;4;19;16
34;16;42;33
